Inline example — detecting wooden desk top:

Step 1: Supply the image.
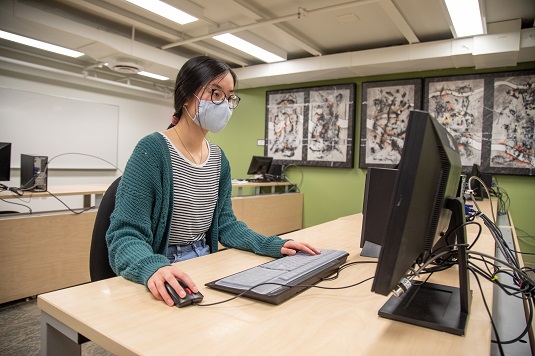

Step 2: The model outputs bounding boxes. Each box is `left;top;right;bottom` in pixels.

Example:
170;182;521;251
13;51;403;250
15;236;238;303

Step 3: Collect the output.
0;184;109;199
38;203;497;355
231;180;294;188
0;182;292;199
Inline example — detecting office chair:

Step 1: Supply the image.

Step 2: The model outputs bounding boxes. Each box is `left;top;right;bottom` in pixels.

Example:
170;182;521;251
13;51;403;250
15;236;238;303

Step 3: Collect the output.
89;176;121;281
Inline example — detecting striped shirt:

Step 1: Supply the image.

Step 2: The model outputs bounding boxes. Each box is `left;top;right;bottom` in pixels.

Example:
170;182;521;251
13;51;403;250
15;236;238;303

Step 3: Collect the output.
161;133;221;245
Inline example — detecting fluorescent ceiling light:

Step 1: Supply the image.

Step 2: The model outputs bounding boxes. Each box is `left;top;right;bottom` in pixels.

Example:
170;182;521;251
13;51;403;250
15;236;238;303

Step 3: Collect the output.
444;0;485;38
0;30;84;58
213;33;285;63
126;0;197;25
138;71;169;81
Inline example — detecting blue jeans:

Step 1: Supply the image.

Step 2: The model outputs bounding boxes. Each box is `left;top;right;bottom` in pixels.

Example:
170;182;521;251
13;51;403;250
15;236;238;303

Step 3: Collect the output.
166;239;210;263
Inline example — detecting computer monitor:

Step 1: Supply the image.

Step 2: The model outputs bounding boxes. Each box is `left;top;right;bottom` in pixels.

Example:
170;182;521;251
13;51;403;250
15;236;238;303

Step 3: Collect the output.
0;142;11;182
370;110;469;335
360;167;397;258
246;156;273;180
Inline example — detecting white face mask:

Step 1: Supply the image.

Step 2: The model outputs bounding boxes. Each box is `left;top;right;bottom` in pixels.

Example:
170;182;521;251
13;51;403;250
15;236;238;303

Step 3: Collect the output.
186;97;233;133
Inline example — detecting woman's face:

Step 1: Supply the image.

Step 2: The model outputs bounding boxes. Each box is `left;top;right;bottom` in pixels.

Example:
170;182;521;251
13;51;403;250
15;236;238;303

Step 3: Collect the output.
191;72;235;108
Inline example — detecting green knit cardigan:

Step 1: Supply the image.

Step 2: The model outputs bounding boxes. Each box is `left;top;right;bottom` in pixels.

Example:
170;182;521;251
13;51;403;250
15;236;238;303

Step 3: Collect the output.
106;132;288;286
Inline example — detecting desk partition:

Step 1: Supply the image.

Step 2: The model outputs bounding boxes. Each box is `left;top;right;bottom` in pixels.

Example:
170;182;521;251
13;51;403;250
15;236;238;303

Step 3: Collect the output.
0;185;106;304
1;183;302;304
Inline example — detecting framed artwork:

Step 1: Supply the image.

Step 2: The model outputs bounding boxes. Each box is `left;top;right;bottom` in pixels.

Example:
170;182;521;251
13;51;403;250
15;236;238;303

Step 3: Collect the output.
488;70;535;175
265;83;356;168
359;79;423;168
424;74;491;171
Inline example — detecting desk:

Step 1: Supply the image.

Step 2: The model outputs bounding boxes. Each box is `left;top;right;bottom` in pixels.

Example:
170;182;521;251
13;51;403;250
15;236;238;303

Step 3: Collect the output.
0;184;109;208
232;181;296;196
38;202;499;355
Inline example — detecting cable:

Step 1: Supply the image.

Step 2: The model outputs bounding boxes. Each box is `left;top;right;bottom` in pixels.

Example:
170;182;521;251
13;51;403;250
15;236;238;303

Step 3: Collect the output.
467;175;496;222
468;248;535;347
45;152;123;173
468;261;534;347
282;164;303;193
322;260;378;280
515;227;534;239
509;249;535;256
468;267;505;356
0;197;32;213
44;190;94;214
396;210;534;350
491;184;510;215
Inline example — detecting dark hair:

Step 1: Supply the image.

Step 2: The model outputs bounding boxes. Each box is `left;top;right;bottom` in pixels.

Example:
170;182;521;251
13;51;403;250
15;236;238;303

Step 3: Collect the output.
170;56;237;127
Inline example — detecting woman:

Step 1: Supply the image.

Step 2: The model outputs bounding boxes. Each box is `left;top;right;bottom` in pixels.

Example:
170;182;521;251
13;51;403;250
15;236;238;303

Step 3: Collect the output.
106;56;320;307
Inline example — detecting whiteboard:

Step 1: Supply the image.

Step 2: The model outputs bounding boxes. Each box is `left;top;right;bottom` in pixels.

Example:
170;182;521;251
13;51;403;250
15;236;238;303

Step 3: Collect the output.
0;87;119;170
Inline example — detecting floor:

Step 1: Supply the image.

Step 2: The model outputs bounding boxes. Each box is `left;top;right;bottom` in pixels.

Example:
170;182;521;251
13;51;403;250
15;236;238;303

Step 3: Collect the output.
0;297;113;355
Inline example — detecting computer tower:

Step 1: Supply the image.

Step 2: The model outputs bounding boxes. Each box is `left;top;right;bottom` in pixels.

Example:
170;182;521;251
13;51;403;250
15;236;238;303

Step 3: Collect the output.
360;167;397;258
21;154;48;192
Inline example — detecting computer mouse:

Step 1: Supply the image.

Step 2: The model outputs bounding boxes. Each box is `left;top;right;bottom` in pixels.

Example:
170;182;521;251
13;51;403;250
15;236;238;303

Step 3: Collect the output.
164;280;204;307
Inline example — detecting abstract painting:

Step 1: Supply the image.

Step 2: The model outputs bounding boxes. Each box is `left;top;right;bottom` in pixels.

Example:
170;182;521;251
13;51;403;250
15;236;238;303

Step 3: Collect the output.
359;79;422;168
266;84;356;168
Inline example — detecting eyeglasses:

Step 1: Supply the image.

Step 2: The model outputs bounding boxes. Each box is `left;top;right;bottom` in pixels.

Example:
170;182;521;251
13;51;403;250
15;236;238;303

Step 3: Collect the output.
206;87;241;109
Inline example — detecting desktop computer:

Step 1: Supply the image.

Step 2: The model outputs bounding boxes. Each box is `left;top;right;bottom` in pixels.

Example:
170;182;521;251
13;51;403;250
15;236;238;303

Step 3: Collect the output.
268;163;284;182
21;154;48;192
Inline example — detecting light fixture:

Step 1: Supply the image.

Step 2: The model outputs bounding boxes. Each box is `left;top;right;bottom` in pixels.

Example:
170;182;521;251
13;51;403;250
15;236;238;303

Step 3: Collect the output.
138;71;169;81
0;30;84;58
213;33;285;63
126;0;197;25
444;0;485;38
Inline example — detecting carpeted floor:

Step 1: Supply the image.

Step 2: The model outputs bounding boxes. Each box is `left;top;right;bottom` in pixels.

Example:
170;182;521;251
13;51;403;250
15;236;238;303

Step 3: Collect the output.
0;297;113;355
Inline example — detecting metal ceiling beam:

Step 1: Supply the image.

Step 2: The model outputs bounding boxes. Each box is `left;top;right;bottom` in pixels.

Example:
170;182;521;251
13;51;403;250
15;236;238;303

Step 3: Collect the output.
379;0;419;44
232;0;323;56
59;0;251;66
161;0;382;50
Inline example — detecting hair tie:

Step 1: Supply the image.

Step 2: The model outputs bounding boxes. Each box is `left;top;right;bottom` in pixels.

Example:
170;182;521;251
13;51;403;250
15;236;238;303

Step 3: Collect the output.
171;113;180;126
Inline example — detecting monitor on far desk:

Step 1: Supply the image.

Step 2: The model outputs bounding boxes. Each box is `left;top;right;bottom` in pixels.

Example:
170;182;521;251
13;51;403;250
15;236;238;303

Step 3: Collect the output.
246;155;273;182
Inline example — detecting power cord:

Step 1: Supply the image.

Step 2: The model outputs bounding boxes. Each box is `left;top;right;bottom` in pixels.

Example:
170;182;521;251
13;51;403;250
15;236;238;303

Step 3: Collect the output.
282;164;303;193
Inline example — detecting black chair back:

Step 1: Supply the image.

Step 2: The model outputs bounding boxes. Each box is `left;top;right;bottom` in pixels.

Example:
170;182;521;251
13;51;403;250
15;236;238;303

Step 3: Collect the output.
89;177;121;281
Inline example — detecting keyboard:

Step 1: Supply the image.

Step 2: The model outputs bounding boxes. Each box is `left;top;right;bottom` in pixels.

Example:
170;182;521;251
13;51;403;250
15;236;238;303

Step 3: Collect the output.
245;178;269;183
205;249;349;304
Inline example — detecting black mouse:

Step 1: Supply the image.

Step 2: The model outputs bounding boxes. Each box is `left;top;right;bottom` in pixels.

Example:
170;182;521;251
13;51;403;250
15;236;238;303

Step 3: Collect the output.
164;280;204;307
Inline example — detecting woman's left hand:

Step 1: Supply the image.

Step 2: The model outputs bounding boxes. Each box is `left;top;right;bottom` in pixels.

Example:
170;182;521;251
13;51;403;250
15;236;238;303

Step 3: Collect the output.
281;240;321;256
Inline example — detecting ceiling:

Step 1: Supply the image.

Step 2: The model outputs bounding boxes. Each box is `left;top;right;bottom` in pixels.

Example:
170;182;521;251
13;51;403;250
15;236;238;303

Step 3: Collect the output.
1;0;534;97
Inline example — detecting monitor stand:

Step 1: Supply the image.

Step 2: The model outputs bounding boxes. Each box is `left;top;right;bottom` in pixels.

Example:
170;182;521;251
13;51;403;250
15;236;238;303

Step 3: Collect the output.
377;197;471;335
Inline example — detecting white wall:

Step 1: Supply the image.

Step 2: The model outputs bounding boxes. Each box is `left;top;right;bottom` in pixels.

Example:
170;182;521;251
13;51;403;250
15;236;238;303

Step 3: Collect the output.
0;71;172;213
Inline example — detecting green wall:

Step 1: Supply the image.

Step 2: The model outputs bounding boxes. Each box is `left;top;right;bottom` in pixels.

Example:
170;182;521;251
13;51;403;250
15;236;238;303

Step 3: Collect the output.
209;62;535;257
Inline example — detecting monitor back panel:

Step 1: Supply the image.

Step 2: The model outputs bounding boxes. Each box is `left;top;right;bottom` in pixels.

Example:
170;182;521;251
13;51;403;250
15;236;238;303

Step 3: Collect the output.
360;168;397;256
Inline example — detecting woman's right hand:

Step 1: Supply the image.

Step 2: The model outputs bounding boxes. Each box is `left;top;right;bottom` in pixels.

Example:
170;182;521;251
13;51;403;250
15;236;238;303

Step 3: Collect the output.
147;265;198;306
